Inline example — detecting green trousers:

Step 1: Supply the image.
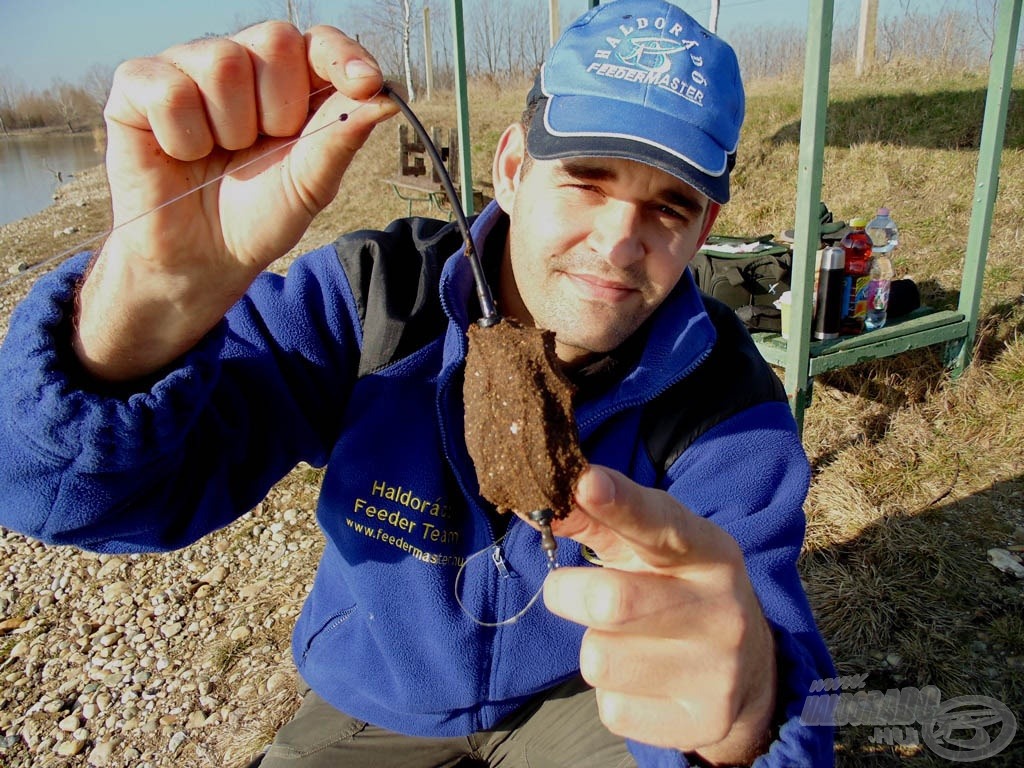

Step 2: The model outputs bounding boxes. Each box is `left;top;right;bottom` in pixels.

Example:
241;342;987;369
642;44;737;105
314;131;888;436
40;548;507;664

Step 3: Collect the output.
249;675;637;768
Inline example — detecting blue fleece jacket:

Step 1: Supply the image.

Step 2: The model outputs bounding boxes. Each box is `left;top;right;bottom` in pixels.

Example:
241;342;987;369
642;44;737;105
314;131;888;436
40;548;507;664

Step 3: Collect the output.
0;202;835;766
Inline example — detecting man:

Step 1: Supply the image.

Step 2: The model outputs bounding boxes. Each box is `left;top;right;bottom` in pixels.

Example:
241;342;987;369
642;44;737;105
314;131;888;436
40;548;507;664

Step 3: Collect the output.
0;1;835;765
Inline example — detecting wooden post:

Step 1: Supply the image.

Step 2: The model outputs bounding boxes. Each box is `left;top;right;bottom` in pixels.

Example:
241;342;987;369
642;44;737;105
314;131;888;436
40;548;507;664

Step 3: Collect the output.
423;6;434;101
856;0;878;76
549;0;560;47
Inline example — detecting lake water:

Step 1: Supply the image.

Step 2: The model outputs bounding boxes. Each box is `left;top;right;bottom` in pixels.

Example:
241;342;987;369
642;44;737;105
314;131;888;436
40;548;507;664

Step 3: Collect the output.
0;133;104;228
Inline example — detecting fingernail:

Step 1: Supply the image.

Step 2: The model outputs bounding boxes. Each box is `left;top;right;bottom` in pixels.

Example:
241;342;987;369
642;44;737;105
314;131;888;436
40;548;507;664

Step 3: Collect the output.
345;59;379;79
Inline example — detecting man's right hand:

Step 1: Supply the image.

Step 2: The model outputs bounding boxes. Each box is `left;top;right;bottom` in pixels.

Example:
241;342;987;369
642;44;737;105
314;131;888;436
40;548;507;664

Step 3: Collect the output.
74;22;397;382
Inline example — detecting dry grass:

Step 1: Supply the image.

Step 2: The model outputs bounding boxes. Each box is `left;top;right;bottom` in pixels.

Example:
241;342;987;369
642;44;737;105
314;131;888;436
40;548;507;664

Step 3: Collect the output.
753;66;1024;764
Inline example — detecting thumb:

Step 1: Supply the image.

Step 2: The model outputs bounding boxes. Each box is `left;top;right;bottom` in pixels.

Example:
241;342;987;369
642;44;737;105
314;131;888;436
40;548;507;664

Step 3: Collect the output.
283;87;398;216
555;465;730;572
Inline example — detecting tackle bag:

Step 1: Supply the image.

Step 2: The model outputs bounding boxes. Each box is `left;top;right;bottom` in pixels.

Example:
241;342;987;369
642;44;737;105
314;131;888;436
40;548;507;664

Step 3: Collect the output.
689;235;792;332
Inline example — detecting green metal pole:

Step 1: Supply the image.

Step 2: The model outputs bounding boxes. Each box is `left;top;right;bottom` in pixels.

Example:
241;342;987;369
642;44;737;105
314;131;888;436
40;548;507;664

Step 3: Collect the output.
950;0;1022;375
451;0;475;214
783;0;834;433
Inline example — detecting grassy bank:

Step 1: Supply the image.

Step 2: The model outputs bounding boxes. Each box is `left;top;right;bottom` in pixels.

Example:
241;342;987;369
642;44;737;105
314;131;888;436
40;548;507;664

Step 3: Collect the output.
0;62;1022;766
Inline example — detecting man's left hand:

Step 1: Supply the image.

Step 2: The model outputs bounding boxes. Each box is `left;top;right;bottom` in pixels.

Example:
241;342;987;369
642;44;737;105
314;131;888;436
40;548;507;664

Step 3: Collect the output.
542;465;776;765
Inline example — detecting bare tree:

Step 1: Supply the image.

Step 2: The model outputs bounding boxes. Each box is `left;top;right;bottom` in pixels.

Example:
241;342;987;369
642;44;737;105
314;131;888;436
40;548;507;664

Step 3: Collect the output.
82;63;115;114
255;0;316;28
972;0;997;58
873;3;985;69
470;0;503;78
512;1;550;79
402;0;418;100
724;24;806;81
0;74;14;135
49;81;88;132
708;0;721;33
426;3;454;90
349;0;422;98
467;0;549;84
286;0;317;28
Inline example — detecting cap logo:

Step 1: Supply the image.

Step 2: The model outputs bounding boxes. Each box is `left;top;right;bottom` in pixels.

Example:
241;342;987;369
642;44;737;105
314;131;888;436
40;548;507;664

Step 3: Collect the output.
587;16;706;107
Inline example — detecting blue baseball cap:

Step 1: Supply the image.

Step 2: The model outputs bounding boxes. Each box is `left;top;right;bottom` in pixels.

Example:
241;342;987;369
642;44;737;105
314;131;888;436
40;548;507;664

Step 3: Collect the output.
526;0;745;203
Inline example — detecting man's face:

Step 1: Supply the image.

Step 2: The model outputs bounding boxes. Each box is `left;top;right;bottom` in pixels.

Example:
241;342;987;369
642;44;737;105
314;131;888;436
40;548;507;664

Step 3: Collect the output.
494;126;714;367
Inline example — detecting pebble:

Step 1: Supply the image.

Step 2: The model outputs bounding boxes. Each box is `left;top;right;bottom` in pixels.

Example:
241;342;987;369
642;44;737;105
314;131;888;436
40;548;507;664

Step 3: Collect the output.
95;557;124;580
87;738;116;766
55;738;87;756
103;580;132;600
168;730;187;753
987;548;1024;578
8;638;29;658
266;670;290;692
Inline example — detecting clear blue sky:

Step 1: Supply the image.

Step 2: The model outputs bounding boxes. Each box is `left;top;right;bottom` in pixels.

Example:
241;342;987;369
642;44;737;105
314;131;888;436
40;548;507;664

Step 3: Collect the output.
0;0;998;92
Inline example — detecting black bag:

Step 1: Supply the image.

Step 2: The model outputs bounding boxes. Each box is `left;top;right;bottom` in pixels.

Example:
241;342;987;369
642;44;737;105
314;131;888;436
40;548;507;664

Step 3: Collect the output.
689;235;792;332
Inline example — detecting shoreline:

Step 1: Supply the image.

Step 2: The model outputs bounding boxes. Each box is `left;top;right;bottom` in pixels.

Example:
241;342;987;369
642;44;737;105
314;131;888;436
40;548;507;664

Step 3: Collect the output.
0;164;112;336
1;124;104;139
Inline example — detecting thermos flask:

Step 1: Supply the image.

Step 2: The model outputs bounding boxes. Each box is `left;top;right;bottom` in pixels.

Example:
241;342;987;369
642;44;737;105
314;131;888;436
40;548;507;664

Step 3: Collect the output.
813;246;846;340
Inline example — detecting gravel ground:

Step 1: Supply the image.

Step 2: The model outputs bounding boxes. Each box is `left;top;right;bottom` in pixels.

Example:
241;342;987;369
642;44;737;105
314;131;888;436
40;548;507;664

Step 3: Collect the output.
0;168;324;767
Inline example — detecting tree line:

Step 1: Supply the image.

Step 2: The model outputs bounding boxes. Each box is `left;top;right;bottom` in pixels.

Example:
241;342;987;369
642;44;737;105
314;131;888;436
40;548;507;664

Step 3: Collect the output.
1;0;1013;135
348;0;554;96
0;63;112;135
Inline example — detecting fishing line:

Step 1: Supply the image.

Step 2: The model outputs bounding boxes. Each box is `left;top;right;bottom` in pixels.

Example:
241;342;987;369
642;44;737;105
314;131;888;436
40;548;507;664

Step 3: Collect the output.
453;533;555;627
0;83;378;290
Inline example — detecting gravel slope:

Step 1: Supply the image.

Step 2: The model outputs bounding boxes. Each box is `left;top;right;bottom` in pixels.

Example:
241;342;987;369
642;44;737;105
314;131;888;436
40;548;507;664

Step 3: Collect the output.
0;167;324;767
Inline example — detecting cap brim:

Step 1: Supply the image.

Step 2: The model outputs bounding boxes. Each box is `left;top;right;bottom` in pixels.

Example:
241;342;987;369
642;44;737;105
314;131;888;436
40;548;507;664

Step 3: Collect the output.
527;95;733;204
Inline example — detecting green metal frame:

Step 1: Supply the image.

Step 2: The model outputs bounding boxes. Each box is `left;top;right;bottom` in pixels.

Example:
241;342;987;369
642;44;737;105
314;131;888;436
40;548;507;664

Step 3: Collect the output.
447;0;1022;434
449;0;602;214
763;0;1021;433
451;0;475;216
951;0;1022;373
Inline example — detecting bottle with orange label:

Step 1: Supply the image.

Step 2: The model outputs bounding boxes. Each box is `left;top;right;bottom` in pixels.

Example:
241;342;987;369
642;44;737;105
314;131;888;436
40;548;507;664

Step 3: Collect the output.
840;217;873;331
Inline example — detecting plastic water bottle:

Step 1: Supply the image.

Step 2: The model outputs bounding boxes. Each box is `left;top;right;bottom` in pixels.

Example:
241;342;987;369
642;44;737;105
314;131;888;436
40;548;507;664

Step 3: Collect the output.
864;208;898;330
866;207;899;254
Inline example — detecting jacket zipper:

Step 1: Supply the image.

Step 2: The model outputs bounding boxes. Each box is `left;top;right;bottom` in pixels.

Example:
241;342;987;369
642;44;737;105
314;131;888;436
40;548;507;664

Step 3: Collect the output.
491;544;511;578
576;344;713;434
